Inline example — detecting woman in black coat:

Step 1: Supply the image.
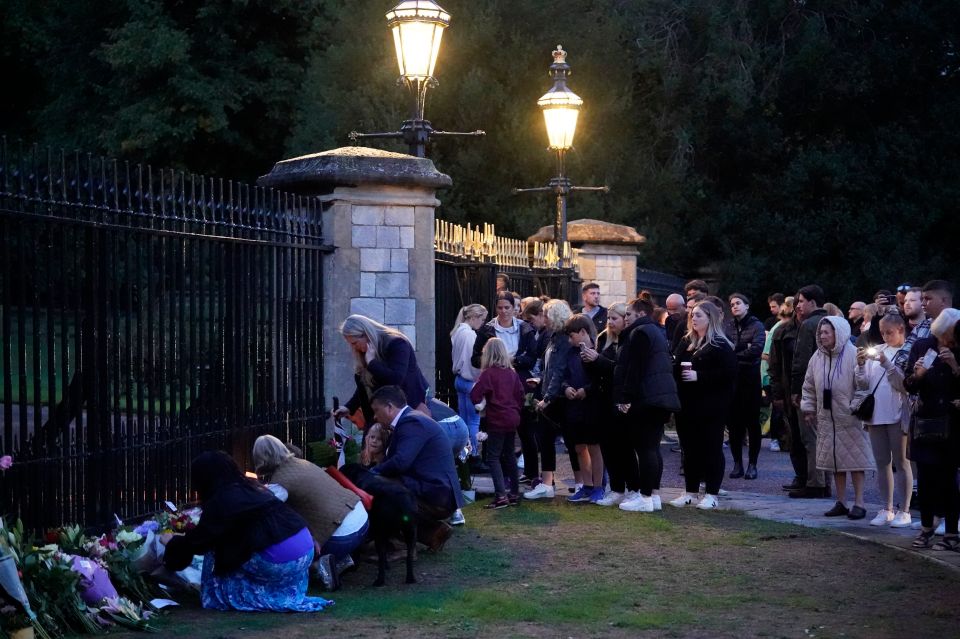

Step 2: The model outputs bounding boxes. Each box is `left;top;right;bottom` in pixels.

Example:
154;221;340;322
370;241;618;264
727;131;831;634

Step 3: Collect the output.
163;451;331;611
670;301;738;510
904;309;960;550
335;314;430;424
723;293;766;480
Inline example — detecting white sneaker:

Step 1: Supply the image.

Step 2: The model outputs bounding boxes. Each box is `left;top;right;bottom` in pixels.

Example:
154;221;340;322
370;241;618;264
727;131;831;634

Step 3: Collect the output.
652;495;662;511
870;509;894;526
669;493;698;508
935;519;946;536
619;493;654;512
523;483;555;500
911;520;923;530
595;491;625;507
890;511;912;528
696;494;719;510
769;439;781;452
449;509;466;526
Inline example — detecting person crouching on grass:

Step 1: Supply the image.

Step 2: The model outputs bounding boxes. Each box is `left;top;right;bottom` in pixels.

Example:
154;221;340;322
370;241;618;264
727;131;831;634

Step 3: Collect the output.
471;338;526;509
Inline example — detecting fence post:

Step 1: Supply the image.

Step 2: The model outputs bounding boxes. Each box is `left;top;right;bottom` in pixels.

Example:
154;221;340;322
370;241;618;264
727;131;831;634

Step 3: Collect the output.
258;148;451;419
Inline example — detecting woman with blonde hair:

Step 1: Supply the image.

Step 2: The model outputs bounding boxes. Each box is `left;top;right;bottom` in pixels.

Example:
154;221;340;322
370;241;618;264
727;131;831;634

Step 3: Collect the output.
670;301;737;509
333;314;430;424
524;299;574;499
470;338;525;508
249;435;369;591
451;304;488;462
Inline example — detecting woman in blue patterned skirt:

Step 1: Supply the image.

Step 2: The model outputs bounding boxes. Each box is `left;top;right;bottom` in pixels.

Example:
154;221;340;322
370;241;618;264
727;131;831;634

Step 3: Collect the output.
163;450;332;612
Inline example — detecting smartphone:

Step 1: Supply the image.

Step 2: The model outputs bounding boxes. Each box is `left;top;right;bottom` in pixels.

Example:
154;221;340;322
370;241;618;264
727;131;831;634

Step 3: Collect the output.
922;348;938;369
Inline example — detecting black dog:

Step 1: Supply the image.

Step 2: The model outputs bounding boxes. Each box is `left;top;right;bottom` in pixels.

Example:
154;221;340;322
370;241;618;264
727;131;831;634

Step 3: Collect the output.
340;463;418;586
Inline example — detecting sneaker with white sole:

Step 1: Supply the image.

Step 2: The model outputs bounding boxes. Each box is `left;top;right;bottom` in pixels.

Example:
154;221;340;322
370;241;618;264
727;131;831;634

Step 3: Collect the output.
669;493;698;508
619;493;654;512
523;482;555;500
587;487;606;503
595;491;625;507
567;486;593;502
449;509;466;526
696;494;719;510
870;509;894;526
936;520;946;535
890;511;912;528
652;495;662;511
769;439;781;452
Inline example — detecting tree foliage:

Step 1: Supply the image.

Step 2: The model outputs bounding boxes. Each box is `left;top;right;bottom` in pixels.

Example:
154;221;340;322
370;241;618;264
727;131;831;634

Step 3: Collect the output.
4;0;958;305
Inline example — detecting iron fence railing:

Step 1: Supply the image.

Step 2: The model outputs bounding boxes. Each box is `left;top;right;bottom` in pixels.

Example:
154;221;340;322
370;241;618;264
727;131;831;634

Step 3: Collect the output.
0;139;332;530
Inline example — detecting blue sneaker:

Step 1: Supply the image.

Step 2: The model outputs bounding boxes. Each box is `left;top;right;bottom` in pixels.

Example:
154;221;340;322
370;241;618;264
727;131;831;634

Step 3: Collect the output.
587;487;606;503
567;486;593;503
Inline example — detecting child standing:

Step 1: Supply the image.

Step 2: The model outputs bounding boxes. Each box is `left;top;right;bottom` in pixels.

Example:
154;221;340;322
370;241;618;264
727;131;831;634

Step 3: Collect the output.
471;337;526;509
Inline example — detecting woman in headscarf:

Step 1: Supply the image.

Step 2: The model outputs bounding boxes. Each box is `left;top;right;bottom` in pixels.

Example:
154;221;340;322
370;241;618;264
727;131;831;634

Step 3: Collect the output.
163;451;332;611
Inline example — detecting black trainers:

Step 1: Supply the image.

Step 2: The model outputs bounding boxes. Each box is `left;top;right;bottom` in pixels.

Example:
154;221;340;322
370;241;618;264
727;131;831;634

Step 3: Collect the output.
824;501;850;517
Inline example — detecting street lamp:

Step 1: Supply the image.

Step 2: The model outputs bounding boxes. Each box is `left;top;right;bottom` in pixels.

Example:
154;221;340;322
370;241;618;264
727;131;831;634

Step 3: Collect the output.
514;45;608;267
349;0;484;158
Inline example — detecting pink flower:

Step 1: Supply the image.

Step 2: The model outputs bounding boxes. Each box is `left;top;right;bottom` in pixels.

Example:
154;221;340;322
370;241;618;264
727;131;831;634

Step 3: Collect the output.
0;455;12;470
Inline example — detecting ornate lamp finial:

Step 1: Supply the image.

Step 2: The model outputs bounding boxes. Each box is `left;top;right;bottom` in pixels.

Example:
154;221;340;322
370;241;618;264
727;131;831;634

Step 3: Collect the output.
552;45;567;64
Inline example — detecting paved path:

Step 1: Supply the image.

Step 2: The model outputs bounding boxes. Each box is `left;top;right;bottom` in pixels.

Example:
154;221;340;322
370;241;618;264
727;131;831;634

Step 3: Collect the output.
471;435;960;572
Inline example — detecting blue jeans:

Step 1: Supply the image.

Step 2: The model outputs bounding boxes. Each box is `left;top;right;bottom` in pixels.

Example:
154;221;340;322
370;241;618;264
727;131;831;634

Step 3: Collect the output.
454;375;480;455
319;518;370;560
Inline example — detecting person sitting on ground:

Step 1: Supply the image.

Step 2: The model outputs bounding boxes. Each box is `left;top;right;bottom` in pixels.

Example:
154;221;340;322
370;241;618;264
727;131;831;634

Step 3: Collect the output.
470;338;525;509
253;435;369;591
854;314;913;528
360;423;390;468
163;450;332;612
801;316;875;520
369;385;463;551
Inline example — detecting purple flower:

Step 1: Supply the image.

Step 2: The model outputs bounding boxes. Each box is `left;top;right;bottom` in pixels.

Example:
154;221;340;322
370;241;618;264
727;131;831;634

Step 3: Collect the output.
0;456;12;470
133;520;160;535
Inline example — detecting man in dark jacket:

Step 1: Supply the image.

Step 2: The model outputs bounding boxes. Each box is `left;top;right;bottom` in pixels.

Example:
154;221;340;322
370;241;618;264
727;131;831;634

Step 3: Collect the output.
723;293;766;479
612;298;681;512
371;385;463;550
769;313;805;490
577;282;608;335
788;284;829;498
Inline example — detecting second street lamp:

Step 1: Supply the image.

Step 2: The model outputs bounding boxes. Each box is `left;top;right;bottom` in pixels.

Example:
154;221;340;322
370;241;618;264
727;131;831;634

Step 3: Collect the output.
514;45;607;268
350;0;484;158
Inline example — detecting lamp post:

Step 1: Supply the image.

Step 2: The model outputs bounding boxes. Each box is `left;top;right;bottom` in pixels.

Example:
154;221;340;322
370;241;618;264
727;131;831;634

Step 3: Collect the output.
513;45;608;268
349;0;484;158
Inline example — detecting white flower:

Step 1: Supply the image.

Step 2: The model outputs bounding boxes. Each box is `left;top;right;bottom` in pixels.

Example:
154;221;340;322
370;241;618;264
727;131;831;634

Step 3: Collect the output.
115;529;142;545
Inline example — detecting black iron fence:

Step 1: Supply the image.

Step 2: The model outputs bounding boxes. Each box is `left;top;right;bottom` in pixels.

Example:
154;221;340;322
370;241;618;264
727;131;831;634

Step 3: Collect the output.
433;221;580;405
0;139;332;531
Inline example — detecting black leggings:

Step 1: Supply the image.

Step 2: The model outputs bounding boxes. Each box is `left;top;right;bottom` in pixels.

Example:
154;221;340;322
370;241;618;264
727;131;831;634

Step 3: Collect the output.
623;407;668;496
729;375;761;466
917;461;959;533
600;410;627;493
678;414;726;495
535;413;558;473
517;409;540;478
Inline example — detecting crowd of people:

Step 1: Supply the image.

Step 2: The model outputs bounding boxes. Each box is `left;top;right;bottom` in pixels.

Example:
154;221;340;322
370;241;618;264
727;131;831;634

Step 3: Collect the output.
452;277;960;549
163;277;959;612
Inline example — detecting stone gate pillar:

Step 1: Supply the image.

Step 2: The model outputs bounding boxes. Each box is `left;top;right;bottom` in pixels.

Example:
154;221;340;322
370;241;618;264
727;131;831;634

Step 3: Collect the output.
528;218;646;306
258;147;450;409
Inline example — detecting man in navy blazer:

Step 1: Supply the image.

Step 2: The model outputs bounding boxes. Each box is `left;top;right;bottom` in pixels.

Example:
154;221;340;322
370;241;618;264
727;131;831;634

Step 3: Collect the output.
371;385;463;550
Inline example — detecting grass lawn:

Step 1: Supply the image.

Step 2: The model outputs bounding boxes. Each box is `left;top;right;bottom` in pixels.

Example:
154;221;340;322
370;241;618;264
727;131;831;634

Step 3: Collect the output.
106;500;959;639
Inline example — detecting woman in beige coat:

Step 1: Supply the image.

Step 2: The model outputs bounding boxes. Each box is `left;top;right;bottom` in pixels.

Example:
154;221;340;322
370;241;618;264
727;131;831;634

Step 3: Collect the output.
801;316;875;519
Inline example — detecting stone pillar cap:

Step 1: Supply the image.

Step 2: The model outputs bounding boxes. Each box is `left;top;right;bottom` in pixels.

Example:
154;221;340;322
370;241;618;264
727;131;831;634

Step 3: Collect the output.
257;146;452;192
527;218;646;245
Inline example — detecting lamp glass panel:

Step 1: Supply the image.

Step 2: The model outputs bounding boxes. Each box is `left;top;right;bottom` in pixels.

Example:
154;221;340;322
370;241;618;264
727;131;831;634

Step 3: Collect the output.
542;107;580;150
392;21;443;79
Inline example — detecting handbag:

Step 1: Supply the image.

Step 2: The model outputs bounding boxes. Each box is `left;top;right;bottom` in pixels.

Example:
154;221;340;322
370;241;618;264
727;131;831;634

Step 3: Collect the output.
851;374;884;421
911;415;950;443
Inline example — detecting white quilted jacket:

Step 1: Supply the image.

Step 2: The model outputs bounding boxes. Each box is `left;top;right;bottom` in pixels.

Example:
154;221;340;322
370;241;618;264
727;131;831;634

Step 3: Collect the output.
801;316;875;472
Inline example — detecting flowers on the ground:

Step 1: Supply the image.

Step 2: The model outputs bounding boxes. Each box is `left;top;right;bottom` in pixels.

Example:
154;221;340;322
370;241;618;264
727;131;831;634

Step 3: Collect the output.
0;455;13;470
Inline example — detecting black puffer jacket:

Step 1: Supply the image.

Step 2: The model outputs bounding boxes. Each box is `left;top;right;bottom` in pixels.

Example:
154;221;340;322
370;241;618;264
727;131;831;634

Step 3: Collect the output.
674;337;738;422
613;317;681;412
723;314;765;373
